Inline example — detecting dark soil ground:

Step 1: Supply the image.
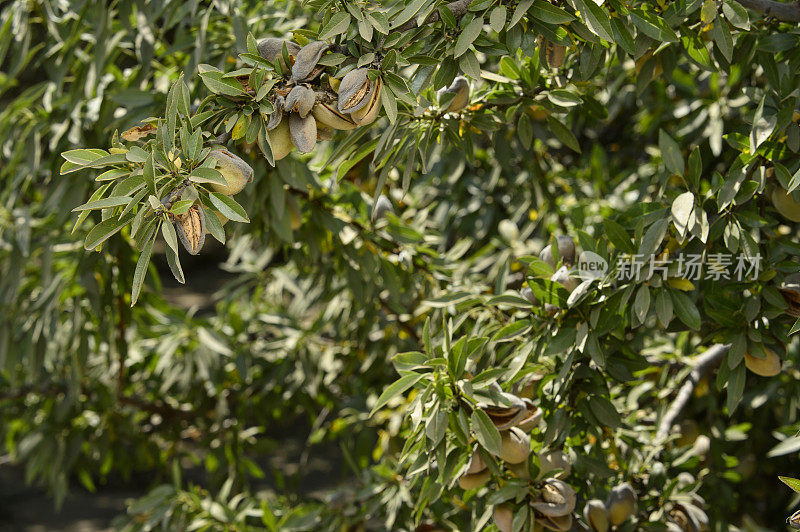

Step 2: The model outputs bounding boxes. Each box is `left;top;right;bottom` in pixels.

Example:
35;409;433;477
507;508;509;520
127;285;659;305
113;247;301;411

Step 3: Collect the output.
0;463;135;532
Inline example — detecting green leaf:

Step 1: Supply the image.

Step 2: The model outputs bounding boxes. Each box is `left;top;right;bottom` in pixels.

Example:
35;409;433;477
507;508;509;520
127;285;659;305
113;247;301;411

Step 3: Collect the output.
143;152;156;195
161;218;179;255
209;192;250;223
471;409;502;456
380;82;398;124
779;476;800;493
170;199;194;216
454;17;484;58
711;18;733;62
72;196;132;212
786;167;800;193
659;129;684;176
468;0;492;11
726;362;746;414
190;167;227;186
318;12;351;40
548;89;582;108
722;0;749;30
335;137;379;180
202;205;226;244
491;319;532;342
126;146;149;163
246;32;259;56
611;18;636;55
61;148;107;165
604;219;634;253
527;278;569;307
681;32;712;69
459;50;481;80
724;334;745;370
424;291;478;308
60;153;129;174
83;213;134;250
518;113;533;149
573;0;614;42
393;0;428;27
166;82;177;152
426;409;448;445
531;0;574;24
638;218;669;256
655;289;673;327
750;96;776;153
73;184;112;234
358;18;373;41
131;233;156;306
670;290;701;330
671;192;695;237
630;9;679;43
769;437;800;458
198;69;245;96
546;116;581;153
489;6;507;32
164;238;184;284
370;373;426;416
633;285;650;324
509;0;534;27
701;0;717;25
587;396;621;428
433;6;454;28
367;11;390;34
95;168;129;182
177;74;192;118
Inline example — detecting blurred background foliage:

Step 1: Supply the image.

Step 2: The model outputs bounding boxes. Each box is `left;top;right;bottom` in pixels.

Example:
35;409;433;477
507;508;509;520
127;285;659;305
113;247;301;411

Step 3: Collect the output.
2;0;800;530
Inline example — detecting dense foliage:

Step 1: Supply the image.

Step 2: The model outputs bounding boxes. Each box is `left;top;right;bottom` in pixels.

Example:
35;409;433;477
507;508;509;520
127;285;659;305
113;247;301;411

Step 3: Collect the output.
3;0;800;529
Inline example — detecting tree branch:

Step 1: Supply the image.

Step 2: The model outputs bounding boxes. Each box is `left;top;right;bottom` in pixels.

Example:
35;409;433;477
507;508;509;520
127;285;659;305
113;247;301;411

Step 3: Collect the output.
735;0;800;22
395;0;800;33
655;343;731;442
392;0;471;33
0;383;196;421
0;384;64;401
119;395;196;421
379;298;421;343
394;0;800;32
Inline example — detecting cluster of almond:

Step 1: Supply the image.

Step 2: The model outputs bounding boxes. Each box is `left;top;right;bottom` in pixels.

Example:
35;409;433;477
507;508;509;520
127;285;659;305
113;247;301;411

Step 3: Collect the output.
458;390;541;490
582;483;638;531
456;385;580;531
256;38;383;160
741;272;800;377
520;235;580;312
665;499;709;532
257;38;476;160
171;148;254;255
492;479;577;532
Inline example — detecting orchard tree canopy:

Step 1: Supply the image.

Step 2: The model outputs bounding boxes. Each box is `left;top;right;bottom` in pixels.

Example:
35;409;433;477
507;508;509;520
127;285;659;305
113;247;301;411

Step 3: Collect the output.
3;0;800;529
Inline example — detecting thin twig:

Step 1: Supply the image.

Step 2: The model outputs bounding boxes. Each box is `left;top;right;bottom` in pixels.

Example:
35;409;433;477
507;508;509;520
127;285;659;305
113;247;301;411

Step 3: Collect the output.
655;343;730;442
380;298;421;343
116;290;127;398
393;0;800;31
0;384;64;401
735;0;800;22
0;383;196;421
392;0;472;33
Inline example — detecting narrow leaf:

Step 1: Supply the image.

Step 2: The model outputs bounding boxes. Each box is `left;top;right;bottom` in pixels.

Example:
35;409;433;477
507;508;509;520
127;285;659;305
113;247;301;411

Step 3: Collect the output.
370;373;426;416
131;233;156;305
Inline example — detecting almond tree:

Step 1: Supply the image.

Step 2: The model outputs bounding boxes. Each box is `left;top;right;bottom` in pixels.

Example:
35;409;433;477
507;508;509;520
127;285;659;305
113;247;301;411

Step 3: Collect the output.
2;0;800;529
